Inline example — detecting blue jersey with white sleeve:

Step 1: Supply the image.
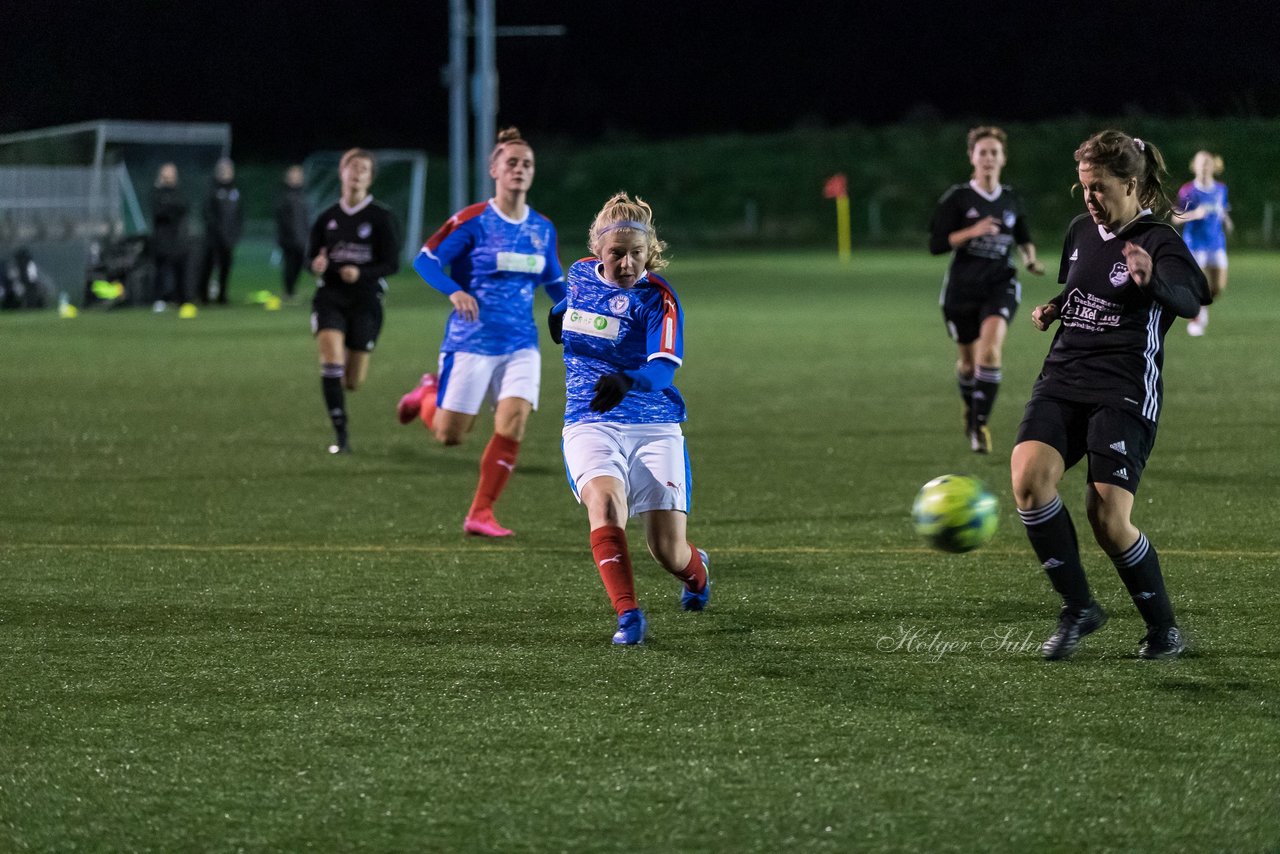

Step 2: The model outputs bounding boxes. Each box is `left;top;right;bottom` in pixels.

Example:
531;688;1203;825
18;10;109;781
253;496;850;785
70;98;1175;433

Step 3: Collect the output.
1177;181;1229;253
414;200;565;355
559;258;686;426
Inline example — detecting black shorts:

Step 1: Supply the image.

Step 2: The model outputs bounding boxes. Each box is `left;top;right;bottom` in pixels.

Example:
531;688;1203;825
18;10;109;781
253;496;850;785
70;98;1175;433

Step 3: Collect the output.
311;285;385;352
942;279;1020;344
1015;395;1158;493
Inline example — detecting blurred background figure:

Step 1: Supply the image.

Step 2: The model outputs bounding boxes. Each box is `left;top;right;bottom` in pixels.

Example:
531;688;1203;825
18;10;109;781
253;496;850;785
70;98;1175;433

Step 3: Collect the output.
308;148;401;454
1173;150;1232;337
199;157;244;305
928;126;1044;455
275;164;309;304
149;162;192;313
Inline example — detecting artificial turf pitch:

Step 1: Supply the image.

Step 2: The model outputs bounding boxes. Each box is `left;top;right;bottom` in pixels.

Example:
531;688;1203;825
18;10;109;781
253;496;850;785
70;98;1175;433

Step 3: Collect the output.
3;250;1278;851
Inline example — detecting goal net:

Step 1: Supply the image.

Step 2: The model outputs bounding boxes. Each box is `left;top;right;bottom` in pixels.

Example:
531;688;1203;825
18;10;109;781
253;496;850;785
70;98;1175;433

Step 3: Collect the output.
0;120;231;305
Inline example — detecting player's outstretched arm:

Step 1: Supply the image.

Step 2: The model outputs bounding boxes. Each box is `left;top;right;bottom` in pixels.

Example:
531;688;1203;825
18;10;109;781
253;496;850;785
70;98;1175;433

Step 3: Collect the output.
1019;243;1045;275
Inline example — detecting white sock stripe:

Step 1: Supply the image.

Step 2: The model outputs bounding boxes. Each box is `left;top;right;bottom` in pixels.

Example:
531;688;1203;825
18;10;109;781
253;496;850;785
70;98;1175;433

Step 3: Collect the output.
1018;495;1063;526
974;366;1003;383
1113;533;1150;568
321;363;346;379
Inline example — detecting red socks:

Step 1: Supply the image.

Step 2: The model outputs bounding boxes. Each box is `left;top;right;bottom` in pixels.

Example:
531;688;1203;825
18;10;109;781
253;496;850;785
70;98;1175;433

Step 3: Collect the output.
419;393;438;429
468;433;520;518
670;544;708;593
590;525;637;615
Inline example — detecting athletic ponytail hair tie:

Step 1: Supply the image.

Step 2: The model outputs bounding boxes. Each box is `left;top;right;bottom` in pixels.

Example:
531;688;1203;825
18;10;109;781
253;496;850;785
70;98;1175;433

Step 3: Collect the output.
1133;137;1146;152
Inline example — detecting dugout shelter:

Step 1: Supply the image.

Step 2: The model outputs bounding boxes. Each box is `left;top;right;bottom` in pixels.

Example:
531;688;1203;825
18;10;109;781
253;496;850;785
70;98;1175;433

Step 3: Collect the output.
0;120;232;305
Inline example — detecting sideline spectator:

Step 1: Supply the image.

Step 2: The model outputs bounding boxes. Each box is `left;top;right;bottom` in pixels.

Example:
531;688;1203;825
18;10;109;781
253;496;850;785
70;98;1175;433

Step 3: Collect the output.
276;164;310;303
199;157;243;304
150;162;192;313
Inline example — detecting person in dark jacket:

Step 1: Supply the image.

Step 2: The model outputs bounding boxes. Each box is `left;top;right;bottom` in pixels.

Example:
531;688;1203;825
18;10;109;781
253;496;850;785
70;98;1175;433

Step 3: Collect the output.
199;157;244;304
275;165;310;302
150;162;192;311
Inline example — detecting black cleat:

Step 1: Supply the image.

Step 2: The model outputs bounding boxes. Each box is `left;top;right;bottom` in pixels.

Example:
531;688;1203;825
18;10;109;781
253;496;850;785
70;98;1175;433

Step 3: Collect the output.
1138;625;1186;660
1041;601;1108;660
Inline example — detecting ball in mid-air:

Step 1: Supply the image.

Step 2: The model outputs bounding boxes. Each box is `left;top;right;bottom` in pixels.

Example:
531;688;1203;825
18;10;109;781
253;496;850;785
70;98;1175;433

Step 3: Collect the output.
911;474;998;553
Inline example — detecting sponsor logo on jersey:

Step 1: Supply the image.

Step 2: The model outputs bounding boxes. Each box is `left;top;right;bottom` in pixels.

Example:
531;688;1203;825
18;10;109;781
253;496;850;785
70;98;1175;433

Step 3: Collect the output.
1112;467;1129;480
608;294;630;315
357;223;373;239
496;251;547;274
1110;440;1127;453
564;309;621;341
965;207;980;219
1109;262;1130;287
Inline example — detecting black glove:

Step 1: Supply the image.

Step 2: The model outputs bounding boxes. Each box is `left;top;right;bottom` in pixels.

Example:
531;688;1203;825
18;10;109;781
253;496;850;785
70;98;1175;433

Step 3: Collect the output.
548;307;565;344
590;373;634;412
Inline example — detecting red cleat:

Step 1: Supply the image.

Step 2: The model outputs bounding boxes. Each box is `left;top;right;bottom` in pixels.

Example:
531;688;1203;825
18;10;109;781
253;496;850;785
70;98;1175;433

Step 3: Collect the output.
396;373;437;424
463;509;514;538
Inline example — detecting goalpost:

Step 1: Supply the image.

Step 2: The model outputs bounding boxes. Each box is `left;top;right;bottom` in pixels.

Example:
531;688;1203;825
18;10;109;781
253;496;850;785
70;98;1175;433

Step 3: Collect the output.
0;120;231;305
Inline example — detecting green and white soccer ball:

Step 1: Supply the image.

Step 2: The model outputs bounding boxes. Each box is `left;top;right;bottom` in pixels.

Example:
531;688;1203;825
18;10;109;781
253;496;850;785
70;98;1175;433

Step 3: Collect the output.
911;474;998;553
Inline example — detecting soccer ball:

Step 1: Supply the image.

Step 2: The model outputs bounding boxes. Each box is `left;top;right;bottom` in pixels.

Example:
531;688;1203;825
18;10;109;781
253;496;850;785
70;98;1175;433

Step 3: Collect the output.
911;475;998;553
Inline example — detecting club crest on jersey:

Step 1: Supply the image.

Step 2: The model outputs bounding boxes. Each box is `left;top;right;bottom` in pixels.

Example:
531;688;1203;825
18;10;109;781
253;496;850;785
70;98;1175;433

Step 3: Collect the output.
965;207;980;219
1109;262;1130;287
358;223;372;239
608;294;630;315
528;230;545;252
1003;210;1016;228
326;219;338;230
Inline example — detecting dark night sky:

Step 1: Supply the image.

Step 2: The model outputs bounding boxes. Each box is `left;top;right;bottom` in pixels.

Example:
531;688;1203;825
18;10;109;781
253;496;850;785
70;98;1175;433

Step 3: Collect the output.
4;0;1279;159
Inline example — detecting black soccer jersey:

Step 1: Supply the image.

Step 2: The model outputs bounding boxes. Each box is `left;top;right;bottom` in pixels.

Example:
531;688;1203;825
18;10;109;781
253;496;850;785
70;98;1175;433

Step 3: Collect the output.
1032;213;1209;422
308;196;401;290
929;182;1033;292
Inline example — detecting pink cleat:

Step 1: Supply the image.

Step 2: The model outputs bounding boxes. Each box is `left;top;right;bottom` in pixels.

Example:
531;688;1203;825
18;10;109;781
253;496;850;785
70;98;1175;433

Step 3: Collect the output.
396;373;437;424
463;509;514;538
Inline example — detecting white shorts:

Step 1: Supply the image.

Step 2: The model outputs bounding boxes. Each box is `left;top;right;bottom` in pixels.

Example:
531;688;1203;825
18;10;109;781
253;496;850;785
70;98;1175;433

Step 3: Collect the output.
1191;248;1228;270
562;421;691;516
437;347;541;416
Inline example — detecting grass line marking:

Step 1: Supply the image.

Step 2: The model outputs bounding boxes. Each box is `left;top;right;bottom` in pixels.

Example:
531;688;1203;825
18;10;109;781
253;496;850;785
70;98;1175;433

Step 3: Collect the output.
4;543;1279;558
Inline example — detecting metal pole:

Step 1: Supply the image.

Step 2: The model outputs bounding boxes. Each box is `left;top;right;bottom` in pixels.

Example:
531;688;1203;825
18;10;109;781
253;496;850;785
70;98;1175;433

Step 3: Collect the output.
406;156;427;262
472;0;496;202
448;0;468;212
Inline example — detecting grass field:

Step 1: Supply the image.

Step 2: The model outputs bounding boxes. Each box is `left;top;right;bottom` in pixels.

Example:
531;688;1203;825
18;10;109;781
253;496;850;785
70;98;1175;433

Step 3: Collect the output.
3;248;1279;852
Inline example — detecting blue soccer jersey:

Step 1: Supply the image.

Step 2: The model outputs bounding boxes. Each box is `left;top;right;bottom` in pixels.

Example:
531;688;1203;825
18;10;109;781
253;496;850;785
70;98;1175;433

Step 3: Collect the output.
414;200;565;355
560;258;686;426
1177;181;1229;253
